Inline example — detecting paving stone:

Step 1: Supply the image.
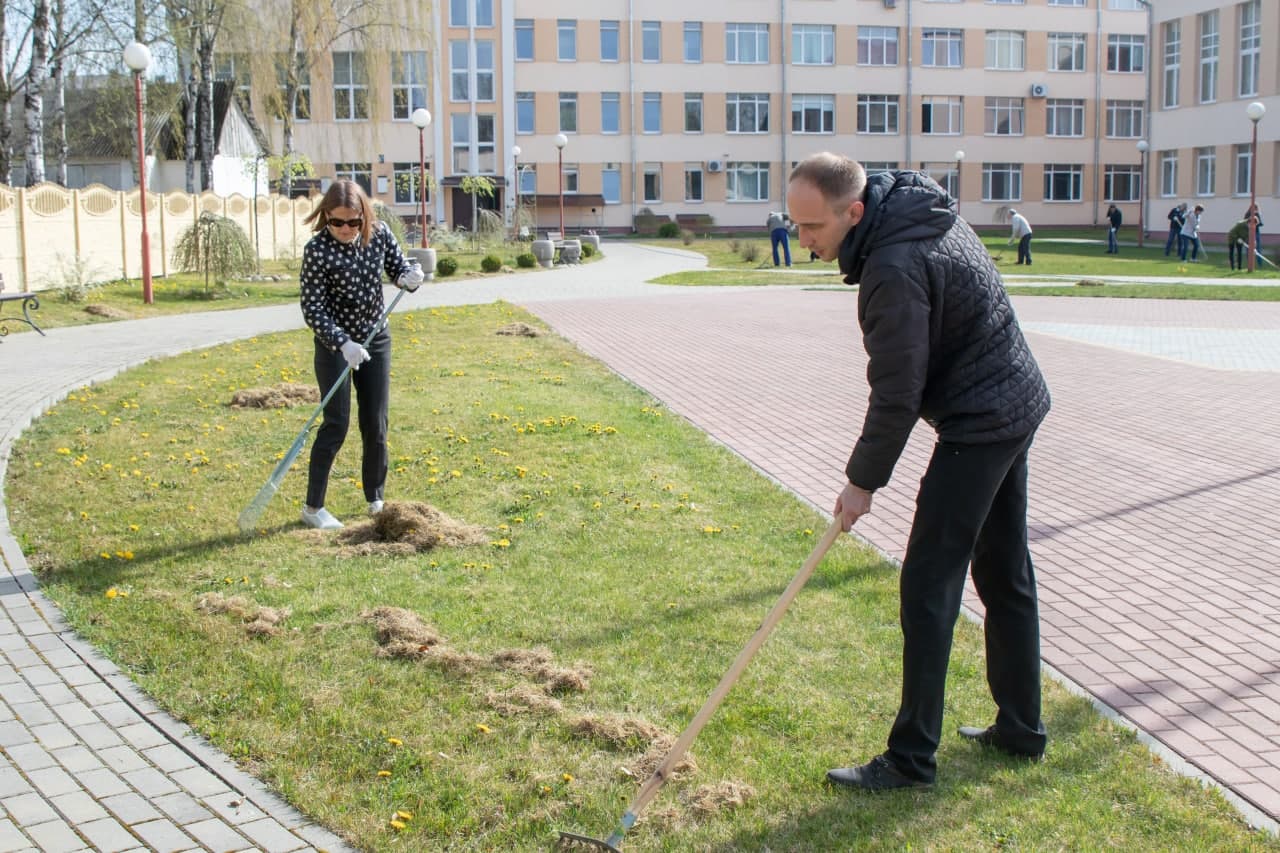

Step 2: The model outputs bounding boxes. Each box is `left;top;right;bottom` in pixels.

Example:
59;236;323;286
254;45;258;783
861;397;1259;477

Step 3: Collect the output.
48;788;109;822
168;765;229;799
24;821;84;852
140;744;196;774
148;792;212;825
96;745;150;775
0;818;30;853
28;723;77;751
2;743;53;773
25;765;79;798
130;818;196;853
181;817;249;852
73;767;130;799
76;816;137;853
120;766;180;799
99;791;162;825
0;768;31;800
1;791;57;826
114;722;169;752
238;816;307;852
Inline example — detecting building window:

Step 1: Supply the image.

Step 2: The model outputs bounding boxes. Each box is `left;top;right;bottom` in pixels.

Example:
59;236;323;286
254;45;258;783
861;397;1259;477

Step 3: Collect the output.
449;41;469;100
600;20;619;62
857;26;898;66
601;92;620;134
474;0;493;28
643;163;662;203
1162;20;1180;109
921;96;962;135
984;97;1024;135
862;162;898;174
1048;33;1086;72
1105;100;1144;138
1044;163;1082;202
794;24;835;65
923;163;959;198
1104;165;1141;202
1045;99;1085;137
477;114;495;173
982;163;1022;202
1234;143;1253;196
685;164;703;202
1049;0;1085;6
559;92;578;132
1108;0;1143;9
558;19;577;61
1239;0;1260;98
726;23;769;64
685;93;703;132
562;165;578;194
1198;12;1218;103
922;29;963;68
643;92;661;133
515;19;534;61
727;162;769;202
518;164;536;195
792;94;835;134
684;21;703;62
451;114;469;172
985;31;1025;71
275;55;310;121
1107;34;1145;73
857;94;899;134
726;93;770;133
516;92;534;134
475;41;494;101
392;163;429;204
1159;151;1177;197
392;51;428;119
334;162;372;196
332;51;368;120
449;0;467;27
1195;146;1215;196
214;53;252;103
642;21;661;61
602;165;620;204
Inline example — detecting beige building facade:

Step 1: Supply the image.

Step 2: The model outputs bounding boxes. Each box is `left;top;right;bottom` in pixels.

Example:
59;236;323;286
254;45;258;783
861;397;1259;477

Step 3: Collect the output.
222;0;1275;236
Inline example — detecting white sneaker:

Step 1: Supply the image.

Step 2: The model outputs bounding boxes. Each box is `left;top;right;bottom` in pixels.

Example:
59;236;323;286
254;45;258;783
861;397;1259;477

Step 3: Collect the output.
368;500;385;516
301;506;343;530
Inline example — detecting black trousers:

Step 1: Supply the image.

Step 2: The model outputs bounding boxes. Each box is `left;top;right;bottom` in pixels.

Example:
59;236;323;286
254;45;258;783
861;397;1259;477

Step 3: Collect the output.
885;431;1045;782
1016;234;1032;265
306;329;390;509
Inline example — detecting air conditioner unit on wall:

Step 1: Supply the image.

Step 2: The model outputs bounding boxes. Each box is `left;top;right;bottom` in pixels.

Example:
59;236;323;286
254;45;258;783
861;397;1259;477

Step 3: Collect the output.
706;160;724;173
1030;83;1048;98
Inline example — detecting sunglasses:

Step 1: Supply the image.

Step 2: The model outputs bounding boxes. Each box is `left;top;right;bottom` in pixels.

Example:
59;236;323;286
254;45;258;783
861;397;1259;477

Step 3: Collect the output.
327;217;363;229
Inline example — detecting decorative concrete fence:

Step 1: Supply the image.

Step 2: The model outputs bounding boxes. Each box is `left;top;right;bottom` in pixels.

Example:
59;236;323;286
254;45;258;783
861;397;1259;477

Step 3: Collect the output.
0;182;317;292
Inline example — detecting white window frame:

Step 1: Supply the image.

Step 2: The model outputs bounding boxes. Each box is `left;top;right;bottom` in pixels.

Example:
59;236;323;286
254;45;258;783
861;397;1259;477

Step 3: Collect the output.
726;92;770;134
392;162;429;204
1234;143;1252;196
921;96;962;135
1198;12;1218;104
391;52;427;120
857;94;899;135
562;164;578;194
982;163;1022;202
642;21;661;62
515;19;534;61
558;19;577;62
793;24;835;65
643;92;661;134
518;164;536;195
984;97;1024;135
726;162;769;202
1238;0;1260;98
475;41;494;102
684;21;703;62
474;0;492;28
559;91;578;133
1104;165;1141;202
1162;20;1180;109
857;26;898;66
601;92;620;134
1195;146;1216;196
685;163;704;202
476;113;495;173
276;55;310;121
334;162;372;196
685;92;703;133
332;51;368;121
1043;163;1083;202
600;20;620;62
643;162;662;203
516;91;535;134
1107;34;1145;73
985;30;1026;71
451;113;469;172
1045;99;1085;137
726;23;769;64
1159;151;1178;197
922;29;963;68
792;94;835;134
1105;100;1144;138
601;165;620;204
1048;33;1086;72
1049;0;1085;5
449;41;469;101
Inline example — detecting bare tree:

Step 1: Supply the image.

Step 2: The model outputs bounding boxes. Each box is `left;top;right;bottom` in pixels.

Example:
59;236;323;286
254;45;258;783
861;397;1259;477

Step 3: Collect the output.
22;0;50;186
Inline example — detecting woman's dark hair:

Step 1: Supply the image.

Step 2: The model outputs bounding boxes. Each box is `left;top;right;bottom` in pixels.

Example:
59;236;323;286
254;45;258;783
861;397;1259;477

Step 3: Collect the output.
303;179;376;246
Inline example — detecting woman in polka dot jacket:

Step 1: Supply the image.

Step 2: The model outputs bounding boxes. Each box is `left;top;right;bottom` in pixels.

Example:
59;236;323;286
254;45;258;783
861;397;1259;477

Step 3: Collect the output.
297;179;424;530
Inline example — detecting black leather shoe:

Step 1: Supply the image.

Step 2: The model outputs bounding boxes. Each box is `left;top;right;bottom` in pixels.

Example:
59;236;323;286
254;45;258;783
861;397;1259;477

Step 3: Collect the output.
958;725;1044;760
826;755;932;791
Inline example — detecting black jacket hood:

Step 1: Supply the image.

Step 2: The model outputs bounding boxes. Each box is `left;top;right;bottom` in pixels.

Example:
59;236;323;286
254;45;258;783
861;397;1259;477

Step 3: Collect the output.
838;171;957;284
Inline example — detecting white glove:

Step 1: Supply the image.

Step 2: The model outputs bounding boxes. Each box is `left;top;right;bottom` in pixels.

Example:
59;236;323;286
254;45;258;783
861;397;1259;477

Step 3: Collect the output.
340;339;370;371
396;262;425;292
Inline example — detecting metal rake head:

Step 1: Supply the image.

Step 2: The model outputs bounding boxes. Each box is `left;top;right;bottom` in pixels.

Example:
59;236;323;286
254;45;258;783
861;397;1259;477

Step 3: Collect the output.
556;830;621;852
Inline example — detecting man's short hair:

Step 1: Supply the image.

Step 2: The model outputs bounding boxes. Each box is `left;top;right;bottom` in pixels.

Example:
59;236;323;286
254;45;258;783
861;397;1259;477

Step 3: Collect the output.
789;153;867;207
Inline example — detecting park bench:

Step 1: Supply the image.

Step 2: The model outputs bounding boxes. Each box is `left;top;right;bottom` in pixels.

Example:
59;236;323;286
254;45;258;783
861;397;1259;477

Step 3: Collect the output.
0;273;44;340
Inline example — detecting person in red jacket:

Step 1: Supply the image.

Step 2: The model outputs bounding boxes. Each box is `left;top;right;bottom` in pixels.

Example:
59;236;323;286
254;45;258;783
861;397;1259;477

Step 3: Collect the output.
788;152;1051;790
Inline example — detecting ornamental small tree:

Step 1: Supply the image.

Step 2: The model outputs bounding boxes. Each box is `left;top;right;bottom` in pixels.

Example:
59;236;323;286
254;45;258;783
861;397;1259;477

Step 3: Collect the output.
173;213;256;294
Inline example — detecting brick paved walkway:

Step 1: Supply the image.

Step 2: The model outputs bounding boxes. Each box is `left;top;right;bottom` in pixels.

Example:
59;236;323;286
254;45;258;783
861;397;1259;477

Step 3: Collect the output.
1;243;1277;847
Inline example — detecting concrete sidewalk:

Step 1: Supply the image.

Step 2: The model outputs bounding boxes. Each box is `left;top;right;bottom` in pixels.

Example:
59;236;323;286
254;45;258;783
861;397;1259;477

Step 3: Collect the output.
1;242;1278;848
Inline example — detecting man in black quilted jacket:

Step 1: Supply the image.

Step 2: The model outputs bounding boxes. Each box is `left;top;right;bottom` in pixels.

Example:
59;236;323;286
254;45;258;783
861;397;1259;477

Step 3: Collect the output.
787;152;1051;790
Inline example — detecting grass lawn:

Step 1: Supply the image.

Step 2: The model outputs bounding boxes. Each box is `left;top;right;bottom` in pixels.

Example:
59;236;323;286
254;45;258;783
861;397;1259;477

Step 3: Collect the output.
7;302;1273;851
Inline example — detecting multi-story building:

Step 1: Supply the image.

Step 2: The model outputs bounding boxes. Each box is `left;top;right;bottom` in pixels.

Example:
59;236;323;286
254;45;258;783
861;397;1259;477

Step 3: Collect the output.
220;0;1272;237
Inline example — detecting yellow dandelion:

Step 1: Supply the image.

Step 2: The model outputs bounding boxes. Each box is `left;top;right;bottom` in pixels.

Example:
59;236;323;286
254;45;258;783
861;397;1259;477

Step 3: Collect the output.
377;770;392;778
105;588;118;598
56;447;71;455
562;773;574;783
396;810;414;820
389;819;406;830
100;552;111;560
387;737;403;747
475;723;491;734
491;539;511;549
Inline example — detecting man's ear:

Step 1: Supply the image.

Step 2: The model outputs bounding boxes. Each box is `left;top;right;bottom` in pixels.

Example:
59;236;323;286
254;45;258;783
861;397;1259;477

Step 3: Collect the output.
847;199;865;226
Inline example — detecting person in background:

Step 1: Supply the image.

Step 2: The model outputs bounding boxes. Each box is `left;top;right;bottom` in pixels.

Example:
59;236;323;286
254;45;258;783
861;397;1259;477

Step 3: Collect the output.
767;210;793;267
1105;205;1123;254
1227;217;1250;271
1165;203;1187;256
787;153;1050;792
297;179;425;530
1245;203;1264;256
1008;209;1033;266
1180;204;1204;262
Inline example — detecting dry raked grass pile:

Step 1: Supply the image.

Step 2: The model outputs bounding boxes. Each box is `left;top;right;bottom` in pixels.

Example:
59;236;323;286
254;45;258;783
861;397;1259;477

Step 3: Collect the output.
495;321;541;337
335;501;488;556
228;382;320;409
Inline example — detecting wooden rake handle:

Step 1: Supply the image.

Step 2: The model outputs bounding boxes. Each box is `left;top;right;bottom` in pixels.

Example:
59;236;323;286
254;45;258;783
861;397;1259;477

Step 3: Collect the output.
619;516;845;830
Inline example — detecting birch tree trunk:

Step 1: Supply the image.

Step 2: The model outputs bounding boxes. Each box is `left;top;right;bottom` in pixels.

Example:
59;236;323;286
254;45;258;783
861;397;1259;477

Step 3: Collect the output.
51;0;67;186
24;0;51;187
0;0;11;186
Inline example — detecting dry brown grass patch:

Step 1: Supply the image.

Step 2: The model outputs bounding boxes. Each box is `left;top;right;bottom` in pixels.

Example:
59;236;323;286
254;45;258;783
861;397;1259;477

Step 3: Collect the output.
496;322;541;337
485;685;564;716
228;382;320;409
84;304;131;319
630;733;698;781
337;501;487;555
685;780;755;814
492;648;591;693
568;714;666;750
195;592;291;638
366;605;443;648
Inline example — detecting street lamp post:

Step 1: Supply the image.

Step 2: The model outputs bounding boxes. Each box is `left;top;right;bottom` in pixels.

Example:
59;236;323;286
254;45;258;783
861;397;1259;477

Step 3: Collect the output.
1247;101;1266;273
954;150;965;216
1136;139;1149;248
411;108;432;248
511;144;521;241
554;133;568;237
123;41;153;305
